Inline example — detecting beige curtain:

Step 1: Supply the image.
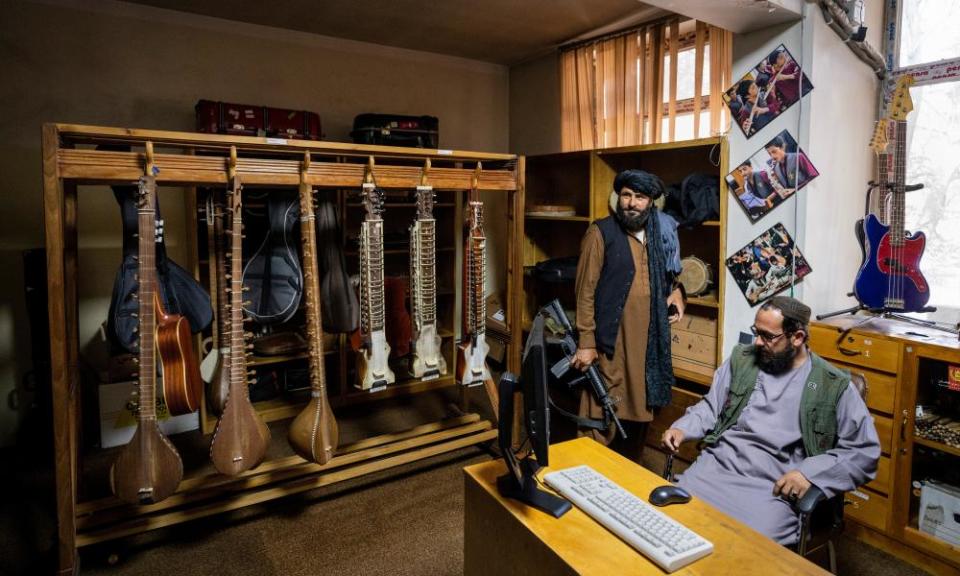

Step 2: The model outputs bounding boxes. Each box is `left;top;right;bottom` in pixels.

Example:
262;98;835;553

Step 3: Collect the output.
561;19;732;151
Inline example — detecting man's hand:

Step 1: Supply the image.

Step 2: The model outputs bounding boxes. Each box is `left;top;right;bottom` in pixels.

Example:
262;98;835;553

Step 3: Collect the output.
667;288;684;324
572;348;598;371
773;470;812;502
661;428;685;453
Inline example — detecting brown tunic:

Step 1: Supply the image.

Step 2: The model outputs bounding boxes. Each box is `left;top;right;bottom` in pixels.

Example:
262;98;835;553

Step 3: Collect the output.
575;224;654;444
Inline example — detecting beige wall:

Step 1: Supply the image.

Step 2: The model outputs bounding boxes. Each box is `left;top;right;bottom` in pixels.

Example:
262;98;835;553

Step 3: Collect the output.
0;0;510;447
509;53;562;155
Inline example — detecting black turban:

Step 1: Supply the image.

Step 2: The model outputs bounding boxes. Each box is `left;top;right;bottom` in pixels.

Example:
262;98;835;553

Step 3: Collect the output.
613;169;665;200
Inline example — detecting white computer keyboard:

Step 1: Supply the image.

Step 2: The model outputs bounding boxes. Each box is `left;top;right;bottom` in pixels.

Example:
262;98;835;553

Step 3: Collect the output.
543;464;713;573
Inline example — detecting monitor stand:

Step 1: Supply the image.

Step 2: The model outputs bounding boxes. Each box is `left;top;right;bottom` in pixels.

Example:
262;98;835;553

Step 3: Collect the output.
496;456;571;518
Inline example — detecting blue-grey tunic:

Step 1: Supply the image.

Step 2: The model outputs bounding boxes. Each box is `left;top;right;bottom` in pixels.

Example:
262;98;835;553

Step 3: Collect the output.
671;354;880;544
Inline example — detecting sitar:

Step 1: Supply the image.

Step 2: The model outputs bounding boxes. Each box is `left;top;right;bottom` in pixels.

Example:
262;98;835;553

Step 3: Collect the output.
288;156;339;465
854;75;930;312
457;164;491;387
356;160;395;391
110;175;183;505
410;161;447;380
209;175;271;475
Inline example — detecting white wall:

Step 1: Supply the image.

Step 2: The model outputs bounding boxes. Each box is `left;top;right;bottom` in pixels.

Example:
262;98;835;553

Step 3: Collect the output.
0;0;510;447
722;2;882;355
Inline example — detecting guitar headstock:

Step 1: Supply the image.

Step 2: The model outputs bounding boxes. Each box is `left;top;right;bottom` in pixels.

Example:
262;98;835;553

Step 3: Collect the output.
415;185;435;220
869;120;890;155
137;175;156;211
362;183;384;217
888;75;915;122
468;200;483;230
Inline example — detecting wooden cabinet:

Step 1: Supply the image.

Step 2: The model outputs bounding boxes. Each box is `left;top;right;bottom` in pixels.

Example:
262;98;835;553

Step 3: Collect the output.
811;316;960;575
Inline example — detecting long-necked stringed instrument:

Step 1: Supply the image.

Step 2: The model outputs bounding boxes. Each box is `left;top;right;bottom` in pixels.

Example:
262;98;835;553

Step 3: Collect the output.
110;175;183;505
356;159;396;392
457;164;491;387
854;75;930;312
153;216;203;416
410;160;447;380
210;169;271;475
205;190;231;416
289;153;338;464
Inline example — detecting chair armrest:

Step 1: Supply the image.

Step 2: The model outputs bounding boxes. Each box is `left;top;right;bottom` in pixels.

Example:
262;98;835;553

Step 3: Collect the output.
795;485;826;515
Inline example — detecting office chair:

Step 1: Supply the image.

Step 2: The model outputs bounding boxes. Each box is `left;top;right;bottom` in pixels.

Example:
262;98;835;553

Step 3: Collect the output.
662;372;868;575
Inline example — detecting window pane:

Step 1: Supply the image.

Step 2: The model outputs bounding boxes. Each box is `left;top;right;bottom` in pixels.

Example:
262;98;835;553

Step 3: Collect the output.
899;0;960;66
663;45;710;102
904;82;960;310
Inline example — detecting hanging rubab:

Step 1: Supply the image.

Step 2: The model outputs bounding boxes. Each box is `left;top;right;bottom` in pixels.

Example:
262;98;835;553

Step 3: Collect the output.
210;147;271;476
288;152;339;465
410;159;447;380
457;163;491;387
110;144;184;505
355;157;396;391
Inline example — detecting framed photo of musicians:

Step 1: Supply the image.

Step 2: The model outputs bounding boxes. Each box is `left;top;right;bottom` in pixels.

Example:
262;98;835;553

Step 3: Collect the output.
726;223;812;306
725;129;819;222
723;44;813;138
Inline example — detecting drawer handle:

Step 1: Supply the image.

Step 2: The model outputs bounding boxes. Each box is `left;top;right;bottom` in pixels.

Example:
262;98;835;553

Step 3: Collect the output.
835;329;862;356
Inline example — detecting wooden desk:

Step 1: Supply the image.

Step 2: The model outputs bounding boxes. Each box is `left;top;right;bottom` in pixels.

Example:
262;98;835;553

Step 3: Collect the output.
464;438;828;575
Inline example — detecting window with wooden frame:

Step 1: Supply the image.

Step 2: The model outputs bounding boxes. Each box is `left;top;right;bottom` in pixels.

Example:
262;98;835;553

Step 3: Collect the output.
561;18;732;151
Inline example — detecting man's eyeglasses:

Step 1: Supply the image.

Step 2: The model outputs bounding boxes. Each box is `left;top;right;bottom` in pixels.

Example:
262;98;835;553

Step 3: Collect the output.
750;325;786;342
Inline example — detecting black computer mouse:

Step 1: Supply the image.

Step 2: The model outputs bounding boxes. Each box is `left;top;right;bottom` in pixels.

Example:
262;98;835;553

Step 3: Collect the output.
649;485;692;506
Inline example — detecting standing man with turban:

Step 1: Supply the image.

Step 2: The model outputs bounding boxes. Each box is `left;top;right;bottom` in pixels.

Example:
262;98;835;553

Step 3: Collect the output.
571;169;685;460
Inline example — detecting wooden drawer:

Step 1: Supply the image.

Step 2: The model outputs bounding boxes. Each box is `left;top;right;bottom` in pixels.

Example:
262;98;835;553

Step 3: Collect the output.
866;455;891;495
846;487;889;532
829;361;898;415
809;325;900;374
873;413;893;456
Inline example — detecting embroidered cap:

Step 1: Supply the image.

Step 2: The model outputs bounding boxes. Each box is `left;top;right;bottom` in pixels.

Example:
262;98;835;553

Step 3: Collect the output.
767;295;811;325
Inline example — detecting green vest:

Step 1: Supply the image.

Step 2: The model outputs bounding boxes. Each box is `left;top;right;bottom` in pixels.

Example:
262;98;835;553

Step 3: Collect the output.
702;345;850;457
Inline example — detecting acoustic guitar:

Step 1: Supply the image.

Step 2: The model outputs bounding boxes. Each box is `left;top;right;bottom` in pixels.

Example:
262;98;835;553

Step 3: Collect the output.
410;164;447;380
209;176;271;476
110;176;183;505
288;163;339;465
152;217;203;415
457;164;491;387
854;75;930;312
356;161;396;391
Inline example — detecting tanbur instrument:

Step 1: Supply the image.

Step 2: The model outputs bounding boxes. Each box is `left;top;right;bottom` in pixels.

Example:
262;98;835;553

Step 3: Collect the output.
288;152;338;464
410;159;447;380
110;172;183;505
356;157;396;391
204;191;231;416
210;149;271;476
457;163;491;387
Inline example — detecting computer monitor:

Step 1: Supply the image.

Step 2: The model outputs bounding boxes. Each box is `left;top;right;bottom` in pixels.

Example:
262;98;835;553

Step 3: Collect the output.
496;313;571;518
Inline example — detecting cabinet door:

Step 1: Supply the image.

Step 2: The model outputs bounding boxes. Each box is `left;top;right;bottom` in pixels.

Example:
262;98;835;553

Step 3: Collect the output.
889;345;919;539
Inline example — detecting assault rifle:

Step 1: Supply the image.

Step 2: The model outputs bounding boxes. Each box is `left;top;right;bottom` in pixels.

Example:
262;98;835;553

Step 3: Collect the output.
541;299;627;439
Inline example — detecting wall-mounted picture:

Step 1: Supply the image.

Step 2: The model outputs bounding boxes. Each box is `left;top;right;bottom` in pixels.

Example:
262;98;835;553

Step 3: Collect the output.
723;44;813;138
726;130;819;222
726;223;812;306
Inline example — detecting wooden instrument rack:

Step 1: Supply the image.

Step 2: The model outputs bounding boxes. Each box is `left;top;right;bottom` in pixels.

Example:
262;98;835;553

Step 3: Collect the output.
42;124;525;574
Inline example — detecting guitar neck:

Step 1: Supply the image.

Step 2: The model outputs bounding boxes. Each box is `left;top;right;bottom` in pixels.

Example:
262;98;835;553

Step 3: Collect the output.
298;185;327;392
360;218;385;334
464;200;486;340
890;120;907;246
137;188;158;421
411;219;437;328
214;199;230;343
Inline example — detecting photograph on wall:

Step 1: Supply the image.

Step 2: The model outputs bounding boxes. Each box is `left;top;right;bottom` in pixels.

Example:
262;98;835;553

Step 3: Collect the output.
726;223;812;306
723;44;813;138
725;129;819;222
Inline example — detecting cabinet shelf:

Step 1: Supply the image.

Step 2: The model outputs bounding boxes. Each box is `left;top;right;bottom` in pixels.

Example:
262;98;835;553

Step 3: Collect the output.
248;348;337;367
686;292;719;308
673;366;714;386
346;202;455;208
914;436;960;458
524;214;591;222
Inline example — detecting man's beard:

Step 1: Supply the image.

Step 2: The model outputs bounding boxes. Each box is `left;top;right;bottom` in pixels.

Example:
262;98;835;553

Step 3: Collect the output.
755;343;798;376
616;202;650;232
